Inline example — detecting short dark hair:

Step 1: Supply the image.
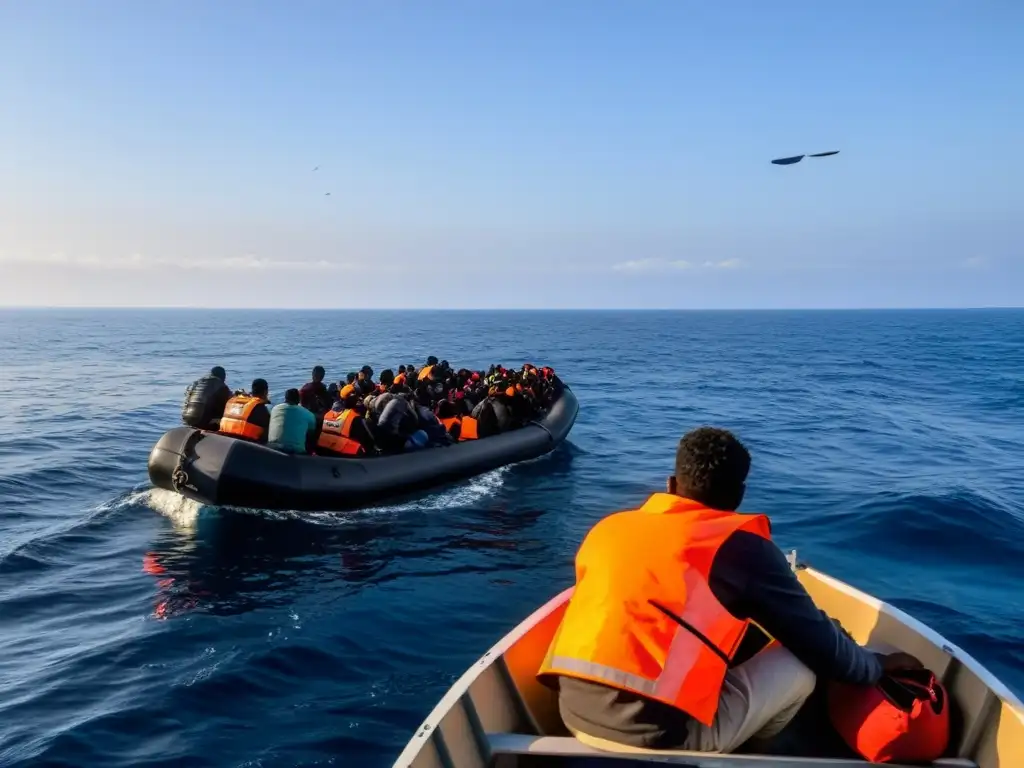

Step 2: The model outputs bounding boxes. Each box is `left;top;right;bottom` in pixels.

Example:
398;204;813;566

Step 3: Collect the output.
210;366;226;381
414;384;432;406
674;427;750;511
312;365;325;380
361;365;373;376
426;356;438;366
251;378;268;397
346;372;357;384
285;388;301;405
380;369;395;386
398;365;406;373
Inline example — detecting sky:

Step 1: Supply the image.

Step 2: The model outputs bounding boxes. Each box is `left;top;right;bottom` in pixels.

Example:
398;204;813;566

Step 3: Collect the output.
1;1;1021;309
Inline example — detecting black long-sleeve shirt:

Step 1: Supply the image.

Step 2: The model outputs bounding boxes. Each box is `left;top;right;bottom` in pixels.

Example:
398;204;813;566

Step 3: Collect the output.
557;530;882;748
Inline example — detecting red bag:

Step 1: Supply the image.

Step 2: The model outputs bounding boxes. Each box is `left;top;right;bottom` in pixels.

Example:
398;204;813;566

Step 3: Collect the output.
828;669;950;764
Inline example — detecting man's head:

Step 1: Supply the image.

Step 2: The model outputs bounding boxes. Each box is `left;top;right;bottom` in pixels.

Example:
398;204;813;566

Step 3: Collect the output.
284;388;301;406
210;366;226;381
398;365;406;374
361;365;374;379
346;371;357;384
343;392;360;410
312;365;325;382
380;369;395;388
414;384;432;407
670;427;750;511
426;355;438;366
251;378;269;399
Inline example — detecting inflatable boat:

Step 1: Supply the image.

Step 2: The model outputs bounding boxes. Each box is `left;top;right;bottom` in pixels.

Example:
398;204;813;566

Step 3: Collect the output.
148;387;578;512
393;553;1024;768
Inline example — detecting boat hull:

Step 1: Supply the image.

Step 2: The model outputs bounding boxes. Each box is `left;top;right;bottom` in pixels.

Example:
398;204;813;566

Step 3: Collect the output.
393;561;1024;767
148;387;578;511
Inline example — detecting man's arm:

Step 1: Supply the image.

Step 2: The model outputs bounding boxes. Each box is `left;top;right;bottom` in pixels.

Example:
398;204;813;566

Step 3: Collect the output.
709;531;883;686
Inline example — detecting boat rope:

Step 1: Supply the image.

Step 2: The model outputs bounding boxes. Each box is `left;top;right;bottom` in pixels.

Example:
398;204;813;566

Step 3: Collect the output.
170;430;205;494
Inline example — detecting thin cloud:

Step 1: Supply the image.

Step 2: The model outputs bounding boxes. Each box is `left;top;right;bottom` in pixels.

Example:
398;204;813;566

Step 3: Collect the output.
0;252;361;272
611;258;741;273
612;258;692;273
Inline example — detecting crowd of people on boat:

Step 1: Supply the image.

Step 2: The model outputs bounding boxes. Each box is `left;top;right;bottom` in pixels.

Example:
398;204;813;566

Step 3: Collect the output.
180;357;564;456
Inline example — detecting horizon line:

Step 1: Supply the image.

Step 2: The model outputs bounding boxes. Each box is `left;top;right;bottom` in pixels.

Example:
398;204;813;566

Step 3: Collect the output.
1;305;1022;312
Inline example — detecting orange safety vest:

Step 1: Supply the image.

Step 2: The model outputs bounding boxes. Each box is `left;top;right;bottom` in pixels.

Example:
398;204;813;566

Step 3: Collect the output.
317;409;365;456
459;415;479;440
418;365;434;381
394;373;407;386
537;494;772;726
440;416;461;434
219;395;268;442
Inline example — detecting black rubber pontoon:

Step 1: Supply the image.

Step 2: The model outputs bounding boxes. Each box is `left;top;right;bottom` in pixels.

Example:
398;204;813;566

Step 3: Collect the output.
148;387;578;511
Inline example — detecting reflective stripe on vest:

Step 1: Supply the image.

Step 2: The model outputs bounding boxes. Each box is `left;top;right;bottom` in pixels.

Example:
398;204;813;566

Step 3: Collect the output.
317;409;364;456
459;415;479;440
537;494;772;726
219;395;266;441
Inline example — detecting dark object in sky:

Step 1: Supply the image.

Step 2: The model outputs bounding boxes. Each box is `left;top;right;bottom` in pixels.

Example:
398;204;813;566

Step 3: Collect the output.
771;150;840;166
325;192;331;196
312;165;320;171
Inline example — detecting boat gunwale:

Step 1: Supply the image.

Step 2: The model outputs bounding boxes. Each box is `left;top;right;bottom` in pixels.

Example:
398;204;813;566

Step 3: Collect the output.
806;568;1024;716
392;567;1023;766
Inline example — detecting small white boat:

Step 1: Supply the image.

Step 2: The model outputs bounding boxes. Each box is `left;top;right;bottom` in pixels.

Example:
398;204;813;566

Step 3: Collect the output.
393;554;1023;767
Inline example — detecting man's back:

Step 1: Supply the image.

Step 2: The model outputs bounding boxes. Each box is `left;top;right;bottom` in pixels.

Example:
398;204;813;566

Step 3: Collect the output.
268;403;315;453
299;381;329;413
554;497;883;749
182;375;231;428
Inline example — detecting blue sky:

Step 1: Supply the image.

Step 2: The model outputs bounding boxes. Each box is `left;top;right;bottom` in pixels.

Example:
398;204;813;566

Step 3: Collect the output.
1;1;1021;308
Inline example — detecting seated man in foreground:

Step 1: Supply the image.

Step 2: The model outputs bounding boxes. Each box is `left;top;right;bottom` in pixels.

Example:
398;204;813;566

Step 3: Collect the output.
538;426;920;753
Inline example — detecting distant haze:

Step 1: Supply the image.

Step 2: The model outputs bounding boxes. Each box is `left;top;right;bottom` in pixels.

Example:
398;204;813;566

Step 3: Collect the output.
1;2;1021;308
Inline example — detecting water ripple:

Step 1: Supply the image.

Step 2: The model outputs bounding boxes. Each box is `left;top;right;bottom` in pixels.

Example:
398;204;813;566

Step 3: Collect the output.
0;308;1022;767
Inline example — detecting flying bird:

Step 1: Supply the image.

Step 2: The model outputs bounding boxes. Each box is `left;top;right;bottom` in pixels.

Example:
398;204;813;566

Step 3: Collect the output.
325;192;331;196
771;150;840;166
312;165;320;171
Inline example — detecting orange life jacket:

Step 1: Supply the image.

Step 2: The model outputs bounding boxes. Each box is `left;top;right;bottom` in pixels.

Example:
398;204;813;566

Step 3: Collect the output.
537;494;772;726
218;395;268;442
440;416;461;434
458;415;479;440
418;365;434;381
317;409;365;456
394;373;407;386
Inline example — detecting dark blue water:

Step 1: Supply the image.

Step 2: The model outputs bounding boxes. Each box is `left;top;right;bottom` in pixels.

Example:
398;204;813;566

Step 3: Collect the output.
1;309;1022;767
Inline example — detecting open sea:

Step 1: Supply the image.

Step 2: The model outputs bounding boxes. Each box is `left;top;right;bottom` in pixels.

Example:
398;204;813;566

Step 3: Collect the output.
0;308;1022;767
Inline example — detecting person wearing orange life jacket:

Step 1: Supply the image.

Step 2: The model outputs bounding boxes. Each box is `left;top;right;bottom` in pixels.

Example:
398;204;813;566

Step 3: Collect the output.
435;400;462;441
377;369;395;394
218;378;272;444
538;427;922;754
417;356;439;382
317;393;375;456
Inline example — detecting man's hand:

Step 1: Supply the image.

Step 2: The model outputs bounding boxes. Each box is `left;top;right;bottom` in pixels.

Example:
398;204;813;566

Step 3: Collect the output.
881;651;924;673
